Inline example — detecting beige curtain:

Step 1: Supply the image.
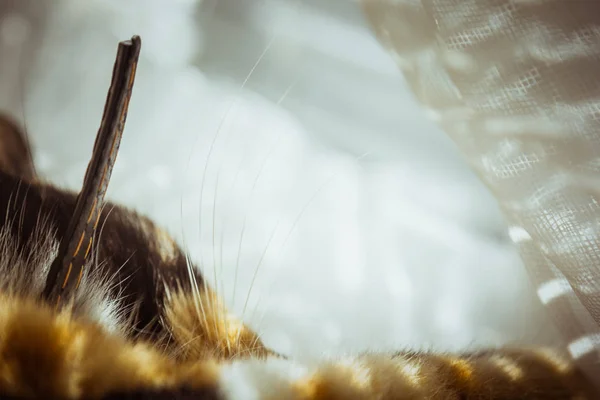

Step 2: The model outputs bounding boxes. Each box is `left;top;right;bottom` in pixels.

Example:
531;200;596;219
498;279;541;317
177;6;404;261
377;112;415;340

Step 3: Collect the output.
361;0;600;388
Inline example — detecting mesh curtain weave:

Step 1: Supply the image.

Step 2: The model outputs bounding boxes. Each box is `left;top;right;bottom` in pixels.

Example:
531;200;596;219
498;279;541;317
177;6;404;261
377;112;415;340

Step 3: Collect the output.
361;0;600;389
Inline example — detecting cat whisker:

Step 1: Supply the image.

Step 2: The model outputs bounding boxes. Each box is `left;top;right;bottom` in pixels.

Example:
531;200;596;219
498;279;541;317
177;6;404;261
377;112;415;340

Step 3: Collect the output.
102;253;137;293
25;203;52;272
17;181;31;238
241;220;280;318
212;81;297;353
240;151;373;325
219;77;298;309
217;132;249;302
178;218;212;338
183;250;211;339
278;150;373;260
249;332;264;353
231;134;284;307
101;290;138;337
229;74;297;307
197;34;277;293
248;294;266;332
276;78;298;106
209;292;220;345
6;181;22;229
3;190;14;227
211;169;222;297
209;103;249;304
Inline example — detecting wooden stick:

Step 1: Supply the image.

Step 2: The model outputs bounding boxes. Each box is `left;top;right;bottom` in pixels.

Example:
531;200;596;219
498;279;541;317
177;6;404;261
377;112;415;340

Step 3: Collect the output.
43;36;142;307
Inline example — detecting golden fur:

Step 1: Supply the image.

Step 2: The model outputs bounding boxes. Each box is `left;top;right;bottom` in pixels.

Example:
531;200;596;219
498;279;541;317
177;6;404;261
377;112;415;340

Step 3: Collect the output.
164;289;269;361
0;294;220;399
0;294;593;399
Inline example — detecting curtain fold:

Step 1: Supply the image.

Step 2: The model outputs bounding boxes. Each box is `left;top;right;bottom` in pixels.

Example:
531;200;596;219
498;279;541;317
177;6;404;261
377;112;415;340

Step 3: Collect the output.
361;0;600;389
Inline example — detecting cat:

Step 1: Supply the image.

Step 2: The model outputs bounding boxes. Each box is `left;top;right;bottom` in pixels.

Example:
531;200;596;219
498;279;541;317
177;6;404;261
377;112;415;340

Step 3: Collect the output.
0;110;596;398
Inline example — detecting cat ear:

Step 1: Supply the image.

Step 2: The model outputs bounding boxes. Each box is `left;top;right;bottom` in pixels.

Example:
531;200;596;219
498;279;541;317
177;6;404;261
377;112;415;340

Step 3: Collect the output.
0;113;36;181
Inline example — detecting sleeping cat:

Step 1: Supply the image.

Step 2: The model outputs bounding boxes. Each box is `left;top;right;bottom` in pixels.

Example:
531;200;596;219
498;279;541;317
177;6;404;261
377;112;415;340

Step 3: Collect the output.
0;113;596;397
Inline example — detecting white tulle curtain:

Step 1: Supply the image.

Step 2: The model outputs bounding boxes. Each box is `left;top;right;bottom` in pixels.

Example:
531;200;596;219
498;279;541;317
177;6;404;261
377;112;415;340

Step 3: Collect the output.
361;0;600;389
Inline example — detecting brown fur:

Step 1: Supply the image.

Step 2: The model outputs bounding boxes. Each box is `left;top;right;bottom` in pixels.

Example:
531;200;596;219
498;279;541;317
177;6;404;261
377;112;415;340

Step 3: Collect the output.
0;114;596;399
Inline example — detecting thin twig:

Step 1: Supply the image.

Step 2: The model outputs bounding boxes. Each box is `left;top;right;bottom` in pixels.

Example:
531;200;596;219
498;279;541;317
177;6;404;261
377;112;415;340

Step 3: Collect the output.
43;36;142;308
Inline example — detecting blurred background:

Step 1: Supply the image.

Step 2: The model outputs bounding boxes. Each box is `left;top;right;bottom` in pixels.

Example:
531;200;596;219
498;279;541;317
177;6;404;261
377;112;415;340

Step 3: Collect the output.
0;0;558;360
